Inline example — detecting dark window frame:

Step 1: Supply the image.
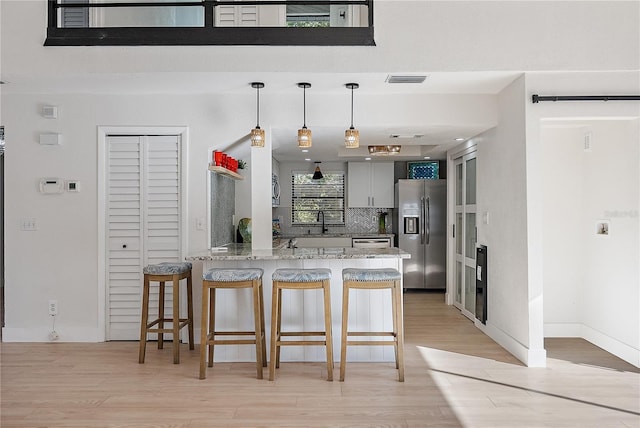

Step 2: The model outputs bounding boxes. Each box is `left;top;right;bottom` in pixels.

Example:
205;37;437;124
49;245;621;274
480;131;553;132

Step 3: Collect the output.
291;171;345;226
45;0;375;46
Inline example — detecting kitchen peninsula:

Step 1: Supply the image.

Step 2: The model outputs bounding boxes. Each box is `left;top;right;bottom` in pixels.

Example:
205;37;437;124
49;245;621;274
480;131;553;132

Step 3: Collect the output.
188;244;410;363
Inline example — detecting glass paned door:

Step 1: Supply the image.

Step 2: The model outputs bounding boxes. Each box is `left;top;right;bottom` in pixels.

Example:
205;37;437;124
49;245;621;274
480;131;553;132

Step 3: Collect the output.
453;152;477;320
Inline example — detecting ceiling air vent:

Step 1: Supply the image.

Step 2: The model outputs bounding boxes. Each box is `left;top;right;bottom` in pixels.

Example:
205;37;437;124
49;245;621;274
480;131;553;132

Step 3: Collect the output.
385;75;427;84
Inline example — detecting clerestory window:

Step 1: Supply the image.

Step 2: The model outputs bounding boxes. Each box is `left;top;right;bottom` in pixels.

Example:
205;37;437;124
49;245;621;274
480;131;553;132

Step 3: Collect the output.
45;0;375;46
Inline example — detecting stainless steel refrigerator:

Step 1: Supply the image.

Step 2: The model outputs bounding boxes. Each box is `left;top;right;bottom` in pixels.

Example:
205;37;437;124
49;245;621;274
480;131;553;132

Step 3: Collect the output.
394;179;447;290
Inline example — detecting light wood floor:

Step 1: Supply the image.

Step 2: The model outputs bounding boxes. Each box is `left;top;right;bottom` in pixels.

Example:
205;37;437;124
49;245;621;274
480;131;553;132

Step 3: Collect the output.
2;292;638;428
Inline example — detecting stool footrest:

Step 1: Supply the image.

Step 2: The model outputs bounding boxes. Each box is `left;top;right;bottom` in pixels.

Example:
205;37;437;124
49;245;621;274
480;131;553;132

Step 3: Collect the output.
280;331;327;337
347;332;396;337
346;340;397;346
277;340;327;346
211;339;257;345
213;331;257;336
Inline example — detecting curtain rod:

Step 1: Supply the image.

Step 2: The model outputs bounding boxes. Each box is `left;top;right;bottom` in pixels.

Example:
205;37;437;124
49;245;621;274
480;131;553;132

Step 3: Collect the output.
532;94;640;103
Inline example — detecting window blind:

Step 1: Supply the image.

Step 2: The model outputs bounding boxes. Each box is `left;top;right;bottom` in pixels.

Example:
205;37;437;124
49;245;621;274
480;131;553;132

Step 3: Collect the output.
291;172;345;225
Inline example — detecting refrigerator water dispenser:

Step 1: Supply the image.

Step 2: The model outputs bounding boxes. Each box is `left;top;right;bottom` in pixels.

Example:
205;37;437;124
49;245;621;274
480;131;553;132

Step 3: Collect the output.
404;216;419;234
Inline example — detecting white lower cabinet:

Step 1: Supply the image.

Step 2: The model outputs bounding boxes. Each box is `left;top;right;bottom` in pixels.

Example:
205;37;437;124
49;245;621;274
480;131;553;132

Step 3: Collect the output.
347;162;394;208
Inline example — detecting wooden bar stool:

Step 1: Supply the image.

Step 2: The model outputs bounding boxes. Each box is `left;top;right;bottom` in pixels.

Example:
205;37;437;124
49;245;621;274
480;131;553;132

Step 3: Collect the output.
200;268;266;380
139;262;194;364
340;268;404;382
270;268;333;381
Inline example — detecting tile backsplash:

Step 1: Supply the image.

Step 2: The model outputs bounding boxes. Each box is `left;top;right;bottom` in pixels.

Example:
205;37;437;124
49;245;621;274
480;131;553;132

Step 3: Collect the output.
273;207;393;236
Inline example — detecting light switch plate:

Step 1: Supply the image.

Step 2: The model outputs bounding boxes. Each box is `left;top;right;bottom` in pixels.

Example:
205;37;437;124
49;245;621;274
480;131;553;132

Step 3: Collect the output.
66;180;80;192
21;218;37;231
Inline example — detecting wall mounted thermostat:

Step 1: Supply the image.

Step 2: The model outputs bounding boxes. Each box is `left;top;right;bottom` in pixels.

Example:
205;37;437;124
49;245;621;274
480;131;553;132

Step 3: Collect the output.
39;178;64;194
42;105;58;119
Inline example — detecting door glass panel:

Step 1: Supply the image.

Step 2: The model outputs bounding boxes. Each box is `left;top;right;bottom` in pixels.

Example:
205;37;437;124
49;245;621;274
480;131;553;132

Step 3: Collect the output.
465;157;476;204
464;266;476;314
456;213;462;255
456;163;463;205
465;213;476;259
456;262;462;304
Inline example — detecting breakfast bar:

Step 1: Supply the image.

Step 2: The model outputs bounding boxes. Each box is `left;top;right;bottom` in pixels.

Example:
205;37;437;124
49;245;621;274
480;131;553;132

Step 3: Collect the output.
188;244;410;363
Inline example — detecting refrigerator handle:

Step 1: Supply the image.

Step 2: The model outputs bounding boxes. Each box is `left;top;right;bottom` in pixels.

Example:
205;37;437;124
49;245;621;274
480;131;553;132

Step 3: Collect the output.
420;196;426;245
426;196;431;245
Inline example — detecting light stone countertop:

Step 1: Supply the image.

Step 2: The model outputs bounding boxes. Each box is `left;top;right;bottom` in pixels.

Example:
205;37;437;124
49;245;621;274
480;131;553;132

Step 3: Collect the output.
187;243;410;261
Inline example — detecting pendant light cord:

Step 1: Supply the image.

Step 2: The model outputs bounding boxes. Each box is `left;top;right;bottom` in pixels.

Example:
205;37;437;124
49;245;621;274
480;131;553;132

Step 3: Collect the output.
303;86;307;128
350;86;354;128
256;86;260;128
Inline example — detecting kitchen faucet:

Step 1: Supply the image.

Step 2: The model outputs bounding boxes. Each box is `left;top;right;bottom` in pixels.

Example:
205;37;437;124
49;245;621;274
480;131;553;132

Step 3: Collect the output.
317;210;328;234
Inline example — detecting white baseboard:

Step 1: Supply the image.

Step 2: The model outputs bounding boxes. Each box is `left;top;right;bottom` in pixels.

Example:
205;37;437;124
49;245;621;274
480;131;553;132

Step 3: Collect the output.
544;322;639;368
478;320;547;367
2;327;103;342
544;322;582;337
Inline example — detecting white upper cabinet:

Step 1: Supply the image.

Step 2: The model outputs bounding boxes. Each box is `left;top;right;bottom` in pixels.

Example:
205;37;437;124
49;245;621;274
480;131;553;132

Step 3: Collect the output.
347;162;394;208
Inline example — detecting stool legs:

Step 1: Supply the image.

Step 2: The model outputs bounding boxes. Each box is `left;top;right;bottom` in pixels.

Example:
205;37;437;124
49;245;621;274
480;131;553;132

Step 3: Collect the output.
199;284;209;379
269;285;279;381
172;275;180;364
339;282;349;381
393;279;405;382
138;275;151;364
269;280;333;381
340;278;404;382
322;279;334;381
252;280;267;378
200;278;266;380
139;270;193;365
158;282;165;349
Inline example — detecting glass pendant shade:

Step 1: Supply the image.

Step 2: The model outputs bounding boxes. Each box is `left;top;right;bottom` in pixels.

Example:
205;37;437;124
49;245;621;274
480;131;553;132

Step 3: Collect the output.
250;82;265;148
297;127;312;148
345;127;360;148
345;83;360;148
250;127;265;147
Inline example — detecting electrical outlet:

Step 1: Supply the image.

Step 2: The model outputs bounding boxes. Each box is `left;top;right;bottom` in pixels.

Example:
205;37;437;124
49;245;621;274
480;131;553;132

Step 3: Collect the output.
196;217;205;231
48;300;58;316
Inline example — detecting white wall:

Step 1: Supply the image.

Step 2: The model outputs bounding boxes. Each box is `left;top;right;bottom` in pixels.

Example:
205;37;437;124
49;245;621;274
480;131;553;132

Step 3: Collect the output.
542;120;640;367
1;90;497;341
473;75;547;366
2;1;639;84
527;72;640;367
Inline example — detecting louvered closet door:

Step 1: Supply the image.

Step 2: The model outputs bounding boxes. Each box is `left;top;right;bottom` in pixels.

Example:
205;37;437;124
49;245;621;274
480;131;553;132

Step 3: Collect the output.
106;135;182;340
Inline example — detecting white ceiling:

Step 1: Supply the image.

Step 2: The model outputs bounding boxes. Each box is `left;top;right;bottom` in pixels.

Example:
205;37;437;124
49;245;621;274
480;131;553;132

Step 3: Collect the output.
2;70;521;161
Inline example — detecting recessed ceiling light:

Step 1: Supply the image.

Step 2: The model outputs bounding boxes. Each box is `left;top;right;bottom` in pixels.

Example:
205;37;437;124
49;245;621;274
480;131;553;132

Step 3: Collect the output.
305;158;311;161
365;157;372;161
455;137;465;141
423;156;431;159
301;149;309;153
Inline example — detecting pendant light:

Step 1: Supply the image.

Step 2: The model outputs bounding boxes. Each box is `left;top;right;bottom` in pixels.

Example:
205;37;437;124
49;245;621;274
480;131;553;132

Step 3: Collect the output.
297;82;312;148
250;82;265;147
312;161;324;180
344;82;360;148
